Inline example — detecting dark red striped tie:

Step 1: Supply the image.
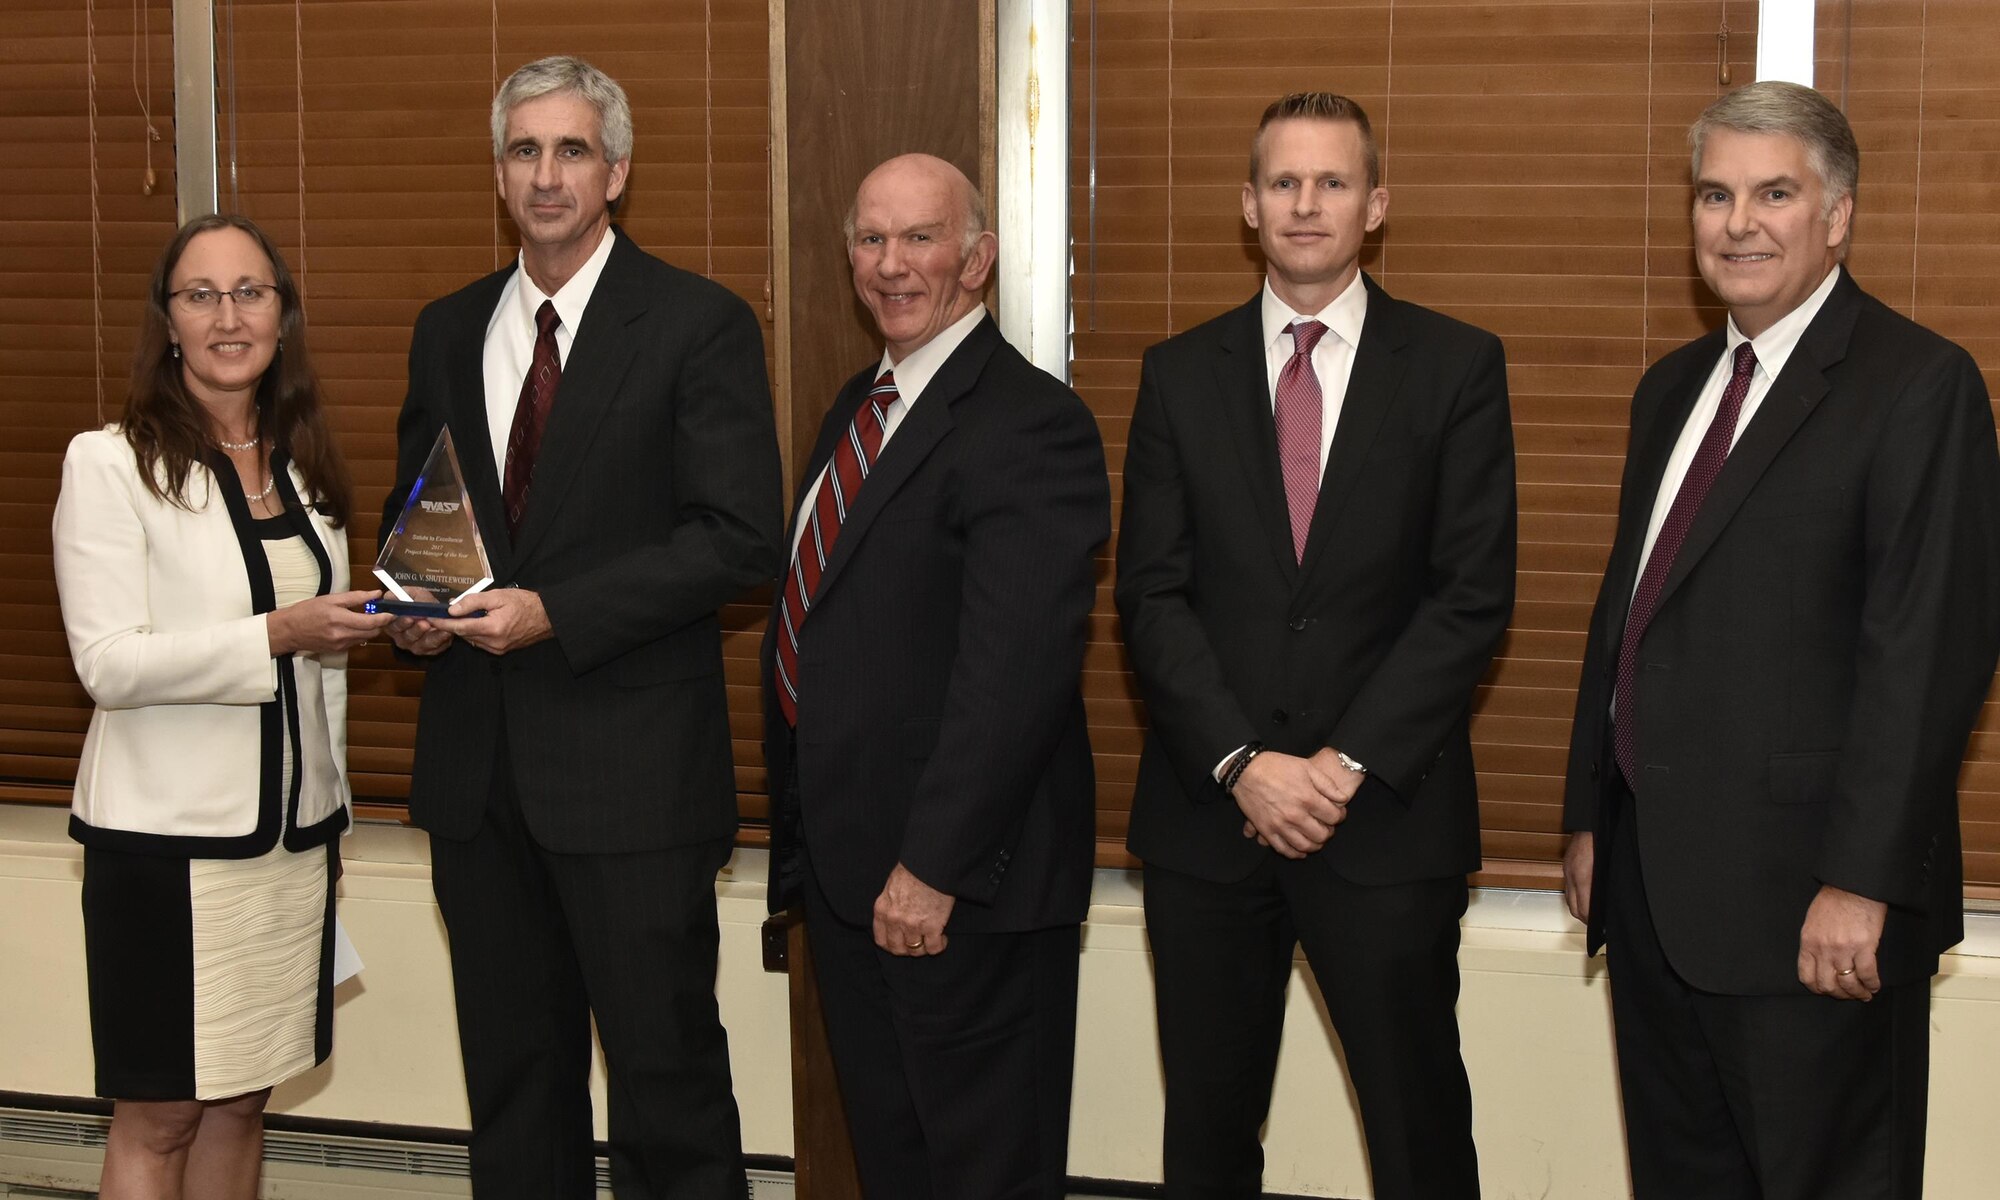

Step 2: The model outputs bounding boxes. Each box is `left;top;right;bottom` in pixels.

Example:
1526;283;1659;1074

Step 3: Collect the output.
774;371;899;726
502;300;562;538
1613;341;1758;785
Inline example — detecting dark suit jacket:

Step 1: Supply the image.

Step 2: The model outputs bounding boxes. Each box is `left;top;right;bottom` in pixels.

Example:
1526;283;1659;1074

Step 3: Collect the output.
1117;275;1517;886
1563;269;2000;995
762;316;1111;933
385;228;784;853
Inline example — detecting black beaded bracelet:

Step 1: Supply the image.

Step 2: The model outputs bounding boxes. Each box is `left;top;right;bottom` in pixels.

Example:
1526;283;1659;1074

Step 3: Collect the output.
1222;741;1265;795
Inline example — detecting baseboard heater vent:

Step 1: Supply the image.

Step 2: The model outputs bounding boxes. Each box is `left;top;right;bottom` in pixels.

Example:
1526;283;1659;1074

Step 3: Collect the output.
0;1110;103;1150
0;1106;796;1199
263;1133;472;1180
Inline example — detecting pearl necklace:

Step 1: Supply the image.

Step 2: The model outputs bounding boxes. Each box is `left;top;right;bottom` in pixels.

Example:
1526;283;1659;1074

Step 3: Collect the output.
245;474;276;502
218;435;260;452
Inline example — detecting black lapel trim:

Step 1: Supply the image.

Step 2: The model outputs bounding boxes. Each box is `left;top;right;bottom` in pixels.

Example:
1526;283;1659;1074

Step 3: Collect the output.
272;453;333;601
271;459;350;850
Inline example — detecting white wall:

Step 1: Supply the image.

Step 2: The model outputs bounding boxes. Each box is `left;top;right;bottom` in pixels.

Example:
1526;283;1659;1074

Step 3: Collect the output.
5;802;1998;1197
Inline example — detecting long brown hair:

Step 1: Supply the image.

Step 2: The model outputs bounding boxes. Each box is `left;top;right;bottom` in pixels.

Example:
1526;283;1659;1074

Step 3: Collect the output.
122;214;354;526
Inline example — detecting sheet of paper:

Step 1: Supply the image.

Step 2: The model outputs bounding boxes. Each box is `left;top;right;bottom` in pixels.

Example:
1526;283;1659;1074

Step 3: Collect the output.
332;916;364;986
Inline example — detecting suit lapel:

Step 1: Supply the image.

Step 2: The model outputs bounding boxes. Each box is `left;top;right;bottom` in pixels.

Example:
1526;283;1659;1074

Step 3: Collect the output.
443;270;513;577
1652;272;1857;615
808;317;999;604
1212;298;1299;581
1298;275;1409;576
510;230;644;565
1597;331;1721;651
780;371;872;570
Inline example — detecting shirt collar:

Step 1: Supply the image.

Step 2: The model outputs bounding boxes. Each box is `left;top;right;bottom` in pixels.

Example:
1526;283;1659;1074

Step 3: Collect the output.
1261;271;1369;356
1724;263;1842;382
875;305;988;408
512;225;618;340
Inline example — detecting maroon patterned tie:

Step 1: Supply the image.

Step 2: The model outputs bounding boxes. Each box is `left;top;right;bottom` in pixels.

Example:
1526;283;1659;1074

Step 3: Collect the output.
502;300;562;538
1274;319;1328;562
774;371;899;726
1613;341;1758;785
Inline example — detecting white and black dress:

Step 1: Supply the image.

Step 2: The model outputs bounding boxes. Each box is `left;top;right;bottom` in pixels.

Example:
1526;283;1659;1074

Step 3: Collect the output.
52;433;354;1104
80;517;337;1100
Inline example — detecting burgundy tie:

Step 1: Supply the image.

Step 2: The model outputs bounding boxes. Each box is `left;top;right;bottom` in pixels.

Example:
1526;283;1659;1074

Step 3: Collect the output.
1274;319;1328;562
1613;341;1758;785
774;371;899;726
502;299;562;538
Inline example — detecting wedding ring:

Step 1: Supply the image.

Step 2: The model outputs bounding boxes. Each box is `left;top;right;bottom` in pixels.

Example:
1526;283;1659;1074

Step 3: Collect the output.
1837;967;1855;976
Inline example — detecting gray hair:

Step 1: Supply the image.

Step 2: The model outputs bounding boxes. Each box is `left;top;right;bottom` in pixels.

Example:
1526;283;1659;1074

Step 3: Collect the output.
842;175;990;256
1690;81;1858;217
490;55;634;165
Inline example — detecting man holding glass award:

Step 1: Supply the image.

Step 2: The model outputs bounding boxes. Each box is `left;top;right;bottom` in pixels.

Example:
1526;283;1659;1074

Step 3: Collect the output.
380;56;783;1200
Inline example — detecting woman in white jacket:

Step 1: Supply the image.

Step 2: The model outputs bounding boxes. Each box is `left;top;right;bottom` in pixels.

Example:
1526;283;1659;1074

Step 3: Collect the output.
52;214;388;1200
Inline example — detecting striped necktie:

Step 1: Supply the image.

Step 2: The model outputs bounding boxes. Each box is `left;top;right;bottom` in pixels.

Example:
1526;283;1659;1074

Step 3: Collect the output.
774;370;899;726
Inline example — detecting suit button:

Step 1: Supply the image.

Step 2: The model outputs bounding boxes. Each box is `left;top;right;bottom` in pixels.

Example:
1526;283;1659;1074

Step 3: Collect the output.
1271;709;1288;726
1288;617;1308;631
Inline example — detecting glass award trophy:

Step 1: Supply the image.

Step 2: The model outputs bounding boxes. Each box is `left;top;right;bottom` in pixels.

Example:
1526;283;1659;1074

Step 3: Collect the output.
366;428;494;618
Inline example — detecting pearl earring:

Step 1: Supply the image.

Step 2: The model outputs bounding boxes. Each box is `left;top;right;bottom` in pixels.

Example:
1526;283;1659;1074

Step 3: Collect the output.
171;344;181;359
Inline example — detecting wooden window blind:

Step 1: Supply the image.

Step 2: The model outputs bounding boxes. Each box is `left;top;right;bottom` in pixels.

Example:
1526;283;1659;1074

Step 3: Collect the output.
1816;0;2000;892
1;0;180;804
214;0;775;818
10;2;1996;897
1070;0;2000;892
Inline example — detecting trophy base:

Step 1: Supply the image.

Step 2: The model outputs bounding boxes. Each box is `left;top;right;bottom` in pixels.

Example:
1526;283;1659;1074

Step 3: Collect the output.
364;599;486;619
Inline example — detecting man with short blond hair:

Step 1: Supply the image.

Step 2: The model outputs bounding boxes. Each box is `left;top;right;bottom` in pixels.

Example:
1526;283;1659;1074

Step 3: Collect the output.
1562;80;2000;1199
1117;92;1514;1197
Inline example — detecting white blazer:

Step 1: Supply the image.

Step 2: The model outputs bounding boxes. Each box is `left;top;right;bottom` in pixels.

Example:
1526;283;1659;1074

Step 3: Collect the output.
53;428;352;856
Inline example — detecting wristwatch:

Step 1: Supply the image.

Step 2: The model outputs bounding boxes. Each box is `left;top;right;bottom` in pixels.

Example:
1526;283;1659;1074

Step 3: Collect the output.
1336;750;1368;776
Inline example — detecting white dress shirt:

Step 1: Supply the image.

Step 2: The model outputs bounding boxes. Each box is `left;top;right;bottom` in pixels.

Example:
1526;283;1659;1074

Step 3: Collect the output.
1632;264;1842;596
1260;271;1369;476
481;226;618;479
788;305;989;563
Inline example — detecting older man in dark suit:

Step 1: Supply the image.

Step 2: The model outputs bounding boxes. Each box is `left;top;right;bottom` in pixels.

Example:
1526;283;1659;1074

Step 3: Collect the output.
1562;81;2000;1200
762;153;1109;1200
383;55;782;1200
1116;93;1515;1198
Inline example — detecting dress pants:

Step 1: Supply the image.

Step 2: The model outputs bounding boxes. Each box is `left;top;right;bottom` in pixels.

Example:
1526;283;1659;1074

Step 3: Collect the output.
1142;856;1478;1200
428;746;746;1200
801;855;1080;1200
1602;783;1930;1200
